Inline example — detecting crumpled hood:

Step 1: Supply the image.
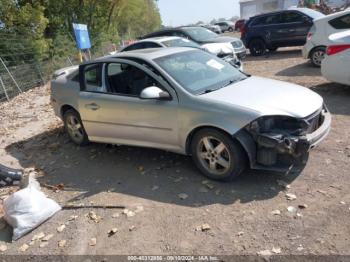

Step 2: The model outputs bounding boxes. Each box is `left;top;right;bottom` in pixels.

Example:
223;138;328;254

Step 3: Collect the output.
202;42;235;55
201;76;323;118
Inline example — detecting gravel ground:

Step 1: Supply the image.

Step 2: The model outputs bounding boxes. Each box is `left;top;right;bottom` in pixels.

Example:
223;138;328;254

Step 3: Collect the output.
0;43;349;258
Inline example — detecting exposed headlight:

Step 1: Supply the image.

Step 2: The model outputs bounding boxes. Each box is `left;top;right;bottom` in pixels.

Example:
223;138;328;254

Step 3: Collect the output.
248;116;310;136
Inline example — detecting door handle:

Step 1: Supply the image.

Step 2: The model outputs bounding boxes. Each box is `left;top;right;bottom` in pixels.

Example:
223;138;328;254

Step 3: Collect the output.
85;103;100;111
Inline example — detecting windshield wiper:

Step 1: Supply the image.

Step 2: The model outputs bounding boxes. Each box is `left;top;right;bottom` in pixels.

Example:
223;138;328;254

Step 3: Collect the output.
198;88;220;95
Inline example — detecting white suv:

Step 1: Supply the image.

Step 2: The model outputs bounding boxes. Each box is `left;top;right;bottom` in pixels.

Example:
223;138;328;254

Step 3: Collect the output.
302;9;350;67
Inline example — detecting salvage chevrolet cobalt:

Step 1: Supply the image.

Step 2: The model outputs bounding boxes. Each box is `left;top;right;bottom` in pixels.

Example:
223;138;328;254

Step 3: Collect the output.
51;48;331;181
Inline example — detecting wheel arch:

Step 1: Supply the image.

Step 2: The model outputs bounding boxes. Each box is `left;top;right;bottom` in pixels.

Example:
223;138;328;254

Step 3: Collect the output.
308;45;326;58
60;104;78;118
247;37;266;48
185;126;252;166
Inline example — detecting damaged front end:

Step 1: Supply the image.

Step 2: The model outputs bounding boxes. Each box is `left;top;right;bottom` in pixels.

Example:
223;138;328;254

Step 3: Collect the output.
237;106;331;172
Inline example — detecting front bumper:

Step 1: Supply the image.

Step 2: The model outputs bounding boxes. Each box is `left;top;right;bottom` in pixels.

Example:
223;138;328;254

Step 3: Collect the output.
235;49;247;60
242;108;331;172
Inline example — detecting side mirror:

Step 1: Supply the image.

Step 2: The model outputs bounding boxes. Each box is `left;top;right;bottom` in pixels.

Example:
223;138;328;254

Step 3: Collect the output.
140;86;171;100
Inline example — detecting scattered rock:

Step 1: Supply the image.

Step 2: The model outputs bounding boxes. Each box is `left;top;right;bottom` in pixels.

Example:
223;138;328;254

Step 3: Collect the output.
199;223;211;231
297;245;304;251
272;247;282;254
108;228;118;237
237;231;244;236
295;213;303;218
340;201;346;205
277;180;291;189
205;183;214;190
19;244;29;252
257;250;272;256
287;206;297;213
199;187;209;193
271;210;281;215
286;193;297;201
42;233;54;242
178;193;188;200
57;224;66;232
68;215;78;221
89;238;97;246
58;240;66;247
129;226;136;231
174;177;183;183
0;244;7;252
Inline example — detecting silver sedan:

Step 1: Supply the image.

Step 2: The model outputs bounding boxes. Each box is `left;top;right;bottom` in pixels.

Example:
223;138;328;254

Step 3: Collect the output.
51;47;331;181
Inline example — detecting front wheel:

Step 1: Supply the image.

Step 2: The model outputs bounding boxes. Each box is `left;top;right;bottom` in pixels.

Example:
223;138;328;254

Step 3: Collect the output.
249;39;266;56
191;129;247;181
228;27;234;32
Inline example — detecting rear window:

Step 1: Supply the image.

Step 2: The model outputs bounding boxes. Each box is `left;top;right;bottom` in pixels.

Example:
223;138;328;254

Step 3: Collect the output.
281;12;303;23
329;14;350;29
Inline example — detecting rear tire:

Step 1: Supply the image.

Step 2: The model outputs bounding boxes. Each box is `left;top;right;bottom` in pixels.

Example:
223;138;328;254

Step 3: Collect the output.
249;39;266;56
191;128;247;181
63;109;89;146
228;27;234;32
310;46;326;67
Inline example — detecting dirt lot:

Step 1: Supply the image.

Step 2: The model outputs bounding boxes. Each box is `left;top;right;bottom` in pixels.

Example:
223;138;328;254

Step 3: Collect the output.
0;44;350;257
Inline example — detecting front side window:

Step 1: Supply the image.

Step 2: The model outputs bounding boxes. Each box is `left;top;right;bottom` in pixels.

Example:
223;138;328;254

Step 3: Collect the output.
84;64;105;92
154;50;247;95
106;63;159;97
329;14;350;29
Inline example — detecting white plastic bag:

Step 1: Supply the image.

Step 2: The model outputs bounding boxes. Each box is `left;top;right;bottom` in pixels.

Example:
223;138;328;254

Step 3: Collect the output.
3;177;61;241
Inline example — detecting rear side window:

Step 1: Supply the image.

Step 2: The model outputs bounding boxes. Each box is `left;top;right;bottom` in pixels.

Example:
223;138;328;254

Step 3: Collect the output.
281;12;303;23
252;14;281;26
123;43;145;52
329;14;350;29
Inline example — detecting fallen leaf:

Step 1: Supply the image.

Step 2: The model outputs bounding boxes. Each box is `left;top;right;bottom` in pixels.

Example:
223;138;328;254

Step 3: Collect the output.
108;228;118;237
298;204;308;209
58;240;66;247
19;244;29;252
178;193;188;200
32;232;45;241
57;224;66;232
42;233;54;242
89;238;97;246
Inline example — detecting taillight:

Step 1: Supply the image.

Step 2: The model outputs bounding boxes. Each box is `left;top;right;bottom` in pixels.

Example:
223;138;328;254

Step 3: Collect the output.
307;32;312;40
326;45;350;56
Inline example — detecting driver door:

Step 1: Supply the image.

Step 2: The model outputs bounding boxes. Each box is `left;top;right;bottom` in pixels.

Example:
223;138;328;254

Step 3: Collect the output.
78;59;180;152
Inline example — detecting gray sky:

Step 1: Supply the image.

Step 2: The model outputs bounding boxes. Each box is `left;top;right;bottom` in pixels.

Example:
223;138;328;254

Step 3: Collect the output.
157;0;240;26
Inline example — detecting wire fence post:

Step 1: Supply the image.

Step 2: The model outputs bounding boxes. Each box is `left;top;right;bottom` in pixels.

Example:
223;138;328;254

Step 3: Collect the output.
0;57;22;93
35;63;45;86
0;76;10;101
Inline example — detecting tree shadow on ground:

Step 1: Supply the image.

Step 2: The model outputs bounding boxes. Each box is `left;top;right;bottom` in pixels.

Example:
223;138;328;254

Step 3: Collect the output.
5;127;304;208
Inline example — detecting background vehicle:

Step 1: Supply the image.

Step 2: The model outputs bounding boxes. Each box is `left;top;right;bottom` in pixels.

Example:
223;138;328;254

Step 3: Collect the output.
215;21;235;32
241;8;325;56
322;31;350;85
201;24;222;34
51;48;330;181
141;26;246;59
235;19;246;32
120;36;243;70
303;9;350;66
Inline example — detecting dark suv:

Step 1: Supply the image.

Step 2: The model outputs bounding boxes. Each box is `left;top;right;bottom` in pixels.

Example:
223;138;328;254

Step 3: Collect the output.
241;8;324;56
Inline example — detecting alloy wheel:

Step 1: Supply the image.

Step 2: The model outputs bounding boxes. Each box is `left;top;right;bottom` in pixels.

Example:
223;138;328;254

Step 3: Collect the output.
312;50;325;66
66;114;84;143
197;136;231;176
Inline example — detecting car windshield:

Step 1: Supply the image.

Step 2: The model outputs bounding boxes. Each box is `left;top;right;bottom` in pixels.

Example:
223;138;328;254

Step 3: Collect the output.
161;38;201;49
182;27;218;42
154;50;247;95
300;8;325;19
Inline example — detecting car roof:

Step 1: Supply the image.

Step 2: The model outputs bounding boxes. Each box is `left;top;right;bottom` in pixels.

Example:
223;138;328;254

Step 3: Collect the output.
314;8;350;23
142;26;204;38
96;47;196;61
249;7;308;19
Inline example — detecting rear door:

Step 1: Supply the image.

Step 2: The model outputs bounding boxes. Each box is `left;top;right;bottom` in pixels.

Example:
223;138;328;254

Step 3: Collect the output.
279;11;312;46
